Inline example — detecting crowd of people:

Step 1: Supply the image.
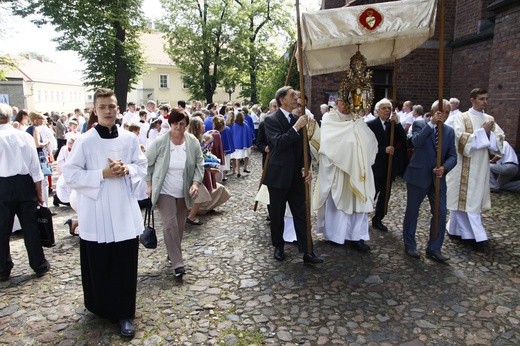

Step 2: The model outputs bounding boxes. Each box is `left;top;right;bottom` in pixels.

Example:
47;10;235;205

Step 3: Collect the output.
0;84;514;338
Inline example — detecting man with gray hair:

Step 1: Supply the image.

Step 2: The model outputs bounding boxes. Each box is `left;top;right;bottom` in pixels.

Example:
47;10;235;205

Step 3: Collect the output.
445;97;461;128
402;99;457;262
366;98;407;232
0;103;50;281
263;86;323;264
319;103;329;118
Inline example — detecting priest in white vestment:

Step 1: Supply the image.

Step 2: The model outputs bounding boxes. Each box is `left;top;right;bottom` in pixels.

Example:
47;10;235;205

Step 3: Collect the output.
63;88;147;338
314;99;378;252
446;88;504;251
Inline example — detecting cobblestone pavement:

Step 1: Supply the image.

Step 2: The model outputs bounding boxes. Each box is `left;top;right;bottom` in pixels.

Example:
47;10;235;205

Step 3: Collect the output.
1;150;519;345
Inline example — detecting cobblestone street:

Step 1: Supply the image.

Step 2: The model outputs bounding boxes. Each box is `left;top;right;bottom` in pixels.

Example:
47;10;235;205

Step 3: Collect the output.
1;150;519;345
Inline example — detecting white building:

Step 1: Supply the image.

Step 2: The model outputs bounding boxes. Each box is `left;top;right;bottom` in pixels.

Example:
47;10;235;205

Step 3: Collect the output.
128;32;239;108
0;56;87;113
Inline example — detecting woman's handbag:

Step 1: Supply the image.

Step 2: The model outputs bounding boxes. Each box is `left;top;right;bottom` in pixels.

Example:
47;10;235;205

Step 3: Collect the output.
40;162;53;176
36;206;55;247
140;206;157;249
38;152;52;177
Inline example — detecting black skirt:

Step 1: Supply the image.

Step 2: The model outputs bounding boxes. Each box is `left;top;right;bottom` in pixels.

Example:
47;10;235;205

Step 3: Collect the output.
80;237;139;321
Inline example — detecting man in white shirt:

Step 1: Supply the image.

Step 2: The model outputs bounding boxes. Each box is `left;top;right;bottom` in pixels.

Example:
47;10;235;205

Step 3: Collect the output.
399;100;414;132
146;100;159;122
122;102;140;127
0;103;50;281
445;97;462;128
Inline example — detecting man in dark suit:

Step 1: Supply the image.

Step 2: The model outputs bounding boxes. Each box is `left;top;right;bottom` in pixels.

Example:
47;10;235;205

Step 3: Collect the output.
402;99;457;262
366;98;407;232
263;86;322;264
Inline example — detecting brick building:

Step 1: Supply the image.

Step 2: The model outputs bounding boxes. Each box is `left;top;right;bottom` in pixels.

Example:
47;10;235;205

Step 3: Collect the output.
308;0;520;148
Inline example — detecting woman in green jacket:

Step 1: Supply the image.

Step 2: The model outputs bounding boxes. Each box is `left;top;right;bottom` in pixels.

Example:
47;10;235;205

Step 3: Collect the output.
146;109;204;278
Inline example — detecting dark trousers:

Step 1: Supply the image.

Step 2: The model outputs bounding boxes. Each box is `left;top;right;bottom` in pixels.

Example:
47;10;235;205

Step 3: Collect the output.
267;177;310;253
0;175;46;275
373;175;392;223
403;182;447;253
54;138;67;160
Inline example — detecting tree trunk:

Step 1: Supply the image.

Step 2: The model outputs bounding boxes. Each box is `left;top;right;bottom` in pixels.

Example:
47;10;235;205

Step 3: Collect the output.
249;53;258;104
113;21;130;112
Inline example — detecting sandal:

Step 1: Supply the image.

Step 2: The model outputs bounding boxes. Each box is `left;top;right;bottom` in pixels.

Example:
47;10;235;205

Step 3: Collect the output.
186;217;203;225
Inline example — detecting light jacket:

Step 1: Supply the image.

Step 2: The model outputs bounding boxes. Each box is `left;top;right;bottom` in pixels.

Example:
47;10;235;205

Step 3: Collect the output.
146;131;204;209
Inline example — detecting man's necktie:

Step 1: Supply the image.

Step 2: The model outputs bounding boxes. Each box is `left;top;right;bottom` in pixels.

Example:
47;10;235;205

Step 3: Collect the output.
434;126;439;150
289;113;296;126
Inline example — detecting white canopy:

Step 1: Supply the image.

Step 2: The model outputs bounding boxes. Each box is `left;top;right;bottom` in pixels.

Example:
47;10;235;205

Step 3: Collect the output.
300;0;438;76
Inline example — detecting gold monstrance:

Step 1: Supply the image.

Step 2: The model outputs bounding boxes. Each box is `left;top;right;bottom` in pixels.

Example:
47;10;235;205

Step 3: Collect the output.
338;47;374;116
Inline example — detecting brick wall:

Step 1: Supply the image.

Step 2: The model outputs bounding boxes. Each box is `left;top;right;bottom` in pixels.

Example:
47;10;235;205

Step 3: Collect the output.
454;0;484;38
449;40;492;111
488;5;520;148
325;0;346;9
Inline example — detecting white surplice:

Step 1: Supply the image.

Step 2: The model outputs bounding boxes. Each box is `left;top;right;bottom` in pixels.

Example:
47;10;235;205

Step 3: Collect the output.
446;108;505;241
63;128;147;243
313;110;377;243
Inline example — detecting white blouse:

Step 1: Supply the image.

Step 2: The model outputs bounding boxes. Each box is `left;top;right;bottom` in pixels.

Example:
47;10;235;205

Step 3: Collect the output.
160;141;186;198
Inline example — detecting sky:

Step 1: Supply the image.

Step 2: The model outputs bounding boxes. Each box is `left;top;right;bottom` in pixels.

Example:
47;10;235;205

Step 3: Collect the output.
0;0;321;74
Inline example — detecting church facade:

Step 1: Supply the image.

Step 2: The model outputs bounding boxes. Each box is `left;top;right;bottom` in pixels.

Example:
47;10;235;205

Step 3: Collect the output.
308;0;519;148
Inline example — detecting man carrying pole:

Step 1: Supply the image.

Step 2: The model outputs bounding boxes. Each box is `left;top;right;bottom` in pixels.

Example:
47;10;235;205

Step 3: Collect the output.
263;86;323;264
366;99;407;232
402;99;457;262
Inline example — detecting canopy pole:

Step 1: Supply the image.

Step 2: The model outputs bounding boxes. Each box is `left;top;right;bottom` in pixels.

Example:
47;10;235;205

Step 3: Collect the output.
285;44;297;86
295;0;313;254
433;0;445;240
384;58;398;215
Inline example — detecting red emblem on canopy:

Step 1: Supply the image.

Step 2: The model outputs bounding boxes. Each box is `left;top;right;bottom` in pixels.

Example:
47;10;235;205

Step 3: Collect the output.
359;8;383;31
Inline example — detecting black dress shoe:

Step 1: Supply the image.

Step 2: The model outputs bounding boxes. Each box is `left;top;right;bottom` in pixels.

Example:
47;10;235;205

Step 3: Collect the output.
448;233;462;241
53;194;60;207
372;221;389;232
35;260;50;277
186;217;203;225
274;246;285;261
426;251;450;263
351;240;371;252
405;248;421;258
0;262;14;282
119;319;135;337
473;240;490;253
174;266;186;278
303;252;323;264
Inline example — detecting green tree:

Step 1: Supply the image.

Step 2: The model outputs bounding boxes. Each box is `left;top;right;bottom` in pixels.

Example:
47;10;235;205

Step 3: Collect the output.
258;44;299;107
160;0;234;104
0;55;17;81
11;0;146;110
160;0;294;104
233;0;293;104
